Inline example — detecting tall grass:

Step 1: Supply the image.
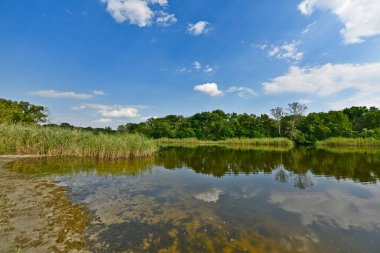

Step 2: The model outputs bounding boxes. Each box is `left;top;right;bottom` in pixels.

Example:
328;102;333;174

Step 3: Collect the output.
156;137;294;147
316;137;380;147
0;123;157;158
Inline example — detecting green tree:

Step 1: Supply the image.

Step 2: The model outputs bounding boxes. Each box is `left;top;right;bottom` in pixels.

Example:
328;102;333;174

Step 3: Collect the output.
0;98;47;124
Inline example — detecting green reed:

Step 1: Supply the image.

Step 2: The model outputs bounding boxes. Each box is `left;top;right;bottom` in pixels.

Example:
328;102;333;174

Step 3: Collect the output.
0;123;157;158
316;137;380;147
155;137;294;147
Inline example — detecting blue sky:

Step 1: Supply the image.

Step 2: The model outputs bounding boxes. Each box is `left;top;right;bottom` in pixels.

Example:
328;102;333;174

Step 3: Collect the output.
1;0;380;128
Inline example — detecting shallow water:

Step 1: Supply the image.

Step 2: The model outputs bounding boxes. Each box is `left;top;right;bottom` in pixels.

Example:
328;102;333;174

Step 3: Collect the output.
6;146;380;252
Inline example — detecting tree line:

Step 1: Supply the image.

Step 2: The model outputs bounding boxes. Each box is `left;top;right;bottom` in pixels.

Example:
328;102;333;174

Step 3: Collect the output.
118;102;380;144
1;98;379;144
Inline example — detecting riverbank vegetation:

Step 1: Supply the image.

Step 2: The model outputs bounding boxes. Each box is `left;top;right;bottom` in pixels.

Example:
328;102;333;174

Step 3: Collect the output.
0;123;157;158
156;137;294;146
316;137;380;147
118;103;380;145
1;98;379;150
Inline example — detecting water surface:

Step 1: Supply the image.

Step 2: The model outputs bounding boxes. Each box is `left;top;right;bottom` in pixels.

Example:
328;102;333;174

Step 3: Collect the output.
7;146;380;252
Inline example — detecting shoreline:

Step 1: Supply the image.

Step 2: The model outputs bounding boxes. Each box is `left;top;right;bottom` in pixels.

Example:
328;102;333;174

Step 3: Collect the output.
0;157;91;252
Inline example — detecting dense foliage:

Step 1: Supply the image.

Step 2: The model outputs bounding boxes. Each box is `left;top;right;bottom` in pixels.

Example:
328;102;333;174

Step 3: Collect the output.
118;104;380;144
0;98;47;124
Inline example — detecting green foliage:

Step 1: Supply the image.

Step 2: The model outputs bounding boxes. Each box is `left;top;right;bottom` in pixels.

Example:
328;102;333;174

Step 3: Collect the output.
316;137;380;147
0;98;47;124
0;123;157;158
300;111;352;143
117;105;380;145
119;110;278;140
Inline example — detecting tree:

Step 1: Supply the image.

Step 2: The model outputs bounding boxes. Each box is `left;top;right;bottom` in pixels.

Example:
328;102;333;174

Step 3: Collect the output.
286;102;307;140
270;107;285;136
0;98;48;124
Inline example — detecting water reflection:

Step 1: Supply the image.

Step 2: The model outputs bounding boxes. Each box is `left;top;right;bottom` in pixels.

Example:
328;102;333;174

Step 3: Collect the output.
5;146;380;252
8;146;380;184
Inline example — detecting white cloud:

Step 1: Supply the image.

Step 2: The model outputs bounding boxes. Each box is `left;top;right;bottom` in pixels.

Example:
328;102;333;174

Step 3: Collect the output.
302;21;316;34
148;0;167;6
262;62;380;109
72;103;113;111
101;0;175;27
187;21;210;36
156;11;177;26
93;90;106;95
298;0;380;44
226;86;257;97
101;0;153;26
179;61;216;74
194;83;223;96
194;83;257;97
73;103;142;118
99;107;140;117
204;65;214;73
193;61;202;70
264;42;304;62
178;67;190;73
30;90;105;99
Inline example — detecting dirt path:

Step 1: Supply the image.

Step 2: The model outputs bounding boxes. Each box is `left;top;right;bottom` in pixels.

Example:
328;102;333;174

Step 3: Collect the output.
0;157;91;253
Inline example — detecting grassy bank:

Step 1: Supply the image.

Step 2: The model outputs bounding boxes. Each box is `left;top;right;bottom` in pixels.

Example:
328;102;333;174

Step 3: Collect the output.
0;124;157;158
156;137;294;147
316;137;380;147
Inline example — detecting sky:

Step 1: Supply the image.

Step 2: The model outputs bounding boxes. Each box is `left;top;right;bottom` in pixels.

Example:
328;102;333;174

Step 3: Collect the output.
1;0;380;128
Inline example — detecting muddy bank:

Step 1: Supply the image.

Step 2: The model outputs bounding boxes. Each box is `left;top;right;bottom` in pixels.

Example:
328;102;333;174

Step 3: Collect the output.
0;157;91;253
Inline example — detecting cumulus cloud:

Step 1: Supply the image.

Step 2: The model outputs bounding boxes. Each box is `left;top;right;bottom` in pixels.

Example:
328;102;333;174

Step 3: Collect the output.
101;0;175;27
30;90;105;99
262;62;380;109
226;86;257;97
187;21;210;36
298;0;380;44
263;42;304;62
99;107;140;117
73;103;142;118
194;83;223;96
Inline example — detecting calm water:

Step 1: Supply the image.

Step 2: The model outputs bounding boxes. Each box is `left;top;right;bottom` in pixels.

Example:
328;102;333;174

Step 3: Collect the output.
7;146;380;252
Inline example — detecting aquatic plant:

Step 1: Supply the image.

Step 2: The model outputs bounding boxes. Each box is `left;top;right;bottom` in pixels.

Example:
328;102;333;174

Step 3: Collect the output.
316;137;380;147
155;137;294;147
0;123;157;158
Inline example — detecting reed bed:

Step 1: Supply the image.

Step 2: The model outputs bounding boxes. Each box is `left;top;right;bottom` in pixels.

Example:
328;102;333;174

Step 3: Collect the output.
155;137;294;147
0;124;157;158
316;137;380;147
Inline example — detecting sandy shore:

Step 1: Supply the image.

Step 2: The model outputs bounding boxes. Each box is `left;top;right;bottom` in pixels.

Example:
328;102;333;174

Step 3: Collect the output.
0;157;91;253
